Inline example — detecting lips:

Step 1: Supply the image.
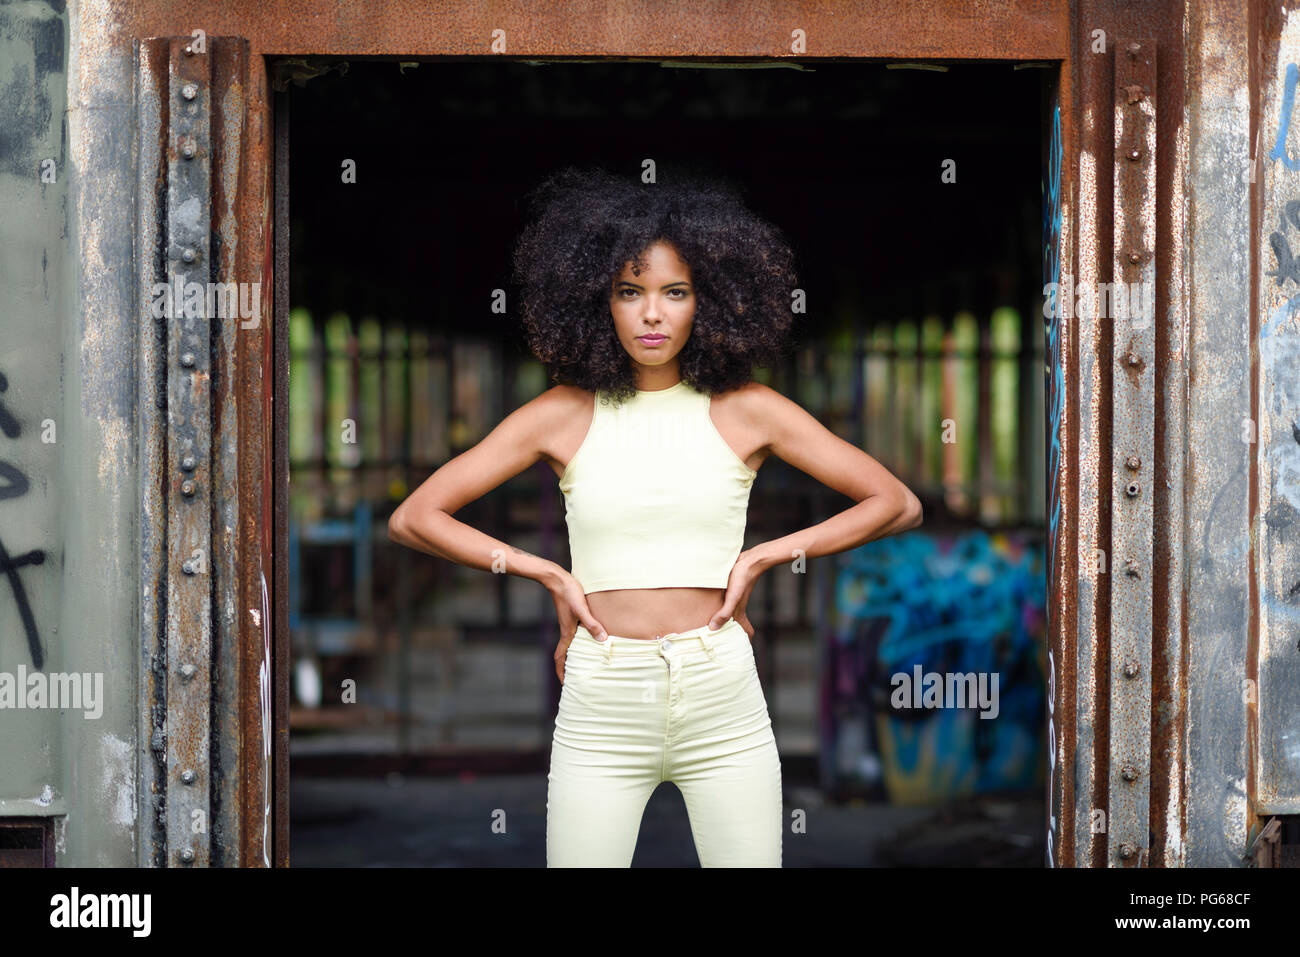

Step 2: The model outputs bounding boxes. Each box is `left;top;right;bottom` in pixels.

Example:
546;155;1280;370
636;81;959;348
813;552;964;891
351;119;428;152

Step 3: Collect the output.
638;335;666;343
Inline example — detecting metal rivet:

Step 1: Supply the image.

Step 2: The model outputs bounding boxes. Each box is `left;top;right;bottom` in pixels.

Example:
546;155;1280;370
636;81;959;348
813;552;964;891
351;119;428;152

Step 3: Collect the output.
182;248;196;264
181;455;196;471
1125;482;1140;497
1127;148;1141;161
1119;843;1136;859
182;83;198;101
182;560;195;575
181;352;196;368
1126;42;1142;55
1121;765;1139;781
1126;353;1141;366
181;480;196;497
1126;455;1141;470
1125;559;1141;579
182;141;196;159
180;848;195;863
184;44;194;56
181;769;196;784
1123;659;1140;678
1128;251;1141;265
181;663;197;680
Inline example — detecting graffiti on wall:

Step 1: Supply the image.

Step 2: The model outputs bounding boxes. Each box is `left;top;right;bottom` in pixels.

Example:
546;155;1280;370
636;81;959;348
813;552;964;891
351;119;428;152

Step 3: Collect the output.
0;370;46;669
1042;98;1063;866
827;530;1047;804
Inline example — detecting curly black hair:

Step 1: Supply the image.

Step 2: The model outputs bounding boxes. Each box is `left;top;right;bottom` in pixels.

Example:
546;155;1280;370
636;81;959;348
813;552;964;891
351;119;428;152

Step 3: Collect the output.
510;165;799;406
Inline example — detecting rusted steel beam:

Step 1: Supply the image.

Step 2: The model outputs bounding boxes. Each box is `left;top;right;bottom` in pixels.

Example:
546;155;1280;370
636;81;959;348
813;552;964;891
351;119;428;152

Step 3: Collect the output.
163;35;214;867
209;36;275;867
273;84;291;867
134;35;171;869
1107;36;1157;869
1050;0;1188;869
102;1;1068;61
1049;0;1107;870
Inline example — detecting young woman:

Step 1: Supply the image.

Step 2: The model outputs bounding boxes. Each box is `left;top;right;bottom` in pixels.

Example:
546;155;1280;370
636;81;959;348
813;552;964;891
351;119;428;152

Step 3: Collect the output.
388;166;923;867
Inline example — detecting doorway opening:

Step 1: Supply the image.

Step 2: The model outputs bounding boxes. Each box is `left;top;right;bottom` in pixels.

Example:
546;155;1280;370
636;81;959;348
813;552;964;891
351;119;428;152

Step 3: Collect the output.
280;56;1050;866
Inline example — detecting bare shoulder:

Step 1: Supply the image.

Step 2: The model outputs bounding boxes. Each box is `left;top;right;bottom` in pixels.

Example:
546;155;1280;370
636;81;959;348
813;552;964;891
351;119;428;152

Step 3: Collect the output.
527;384;595;472
707;381;793;469
538;384;594;423
711;380;797;433
710;379;775;409
511;383;591;424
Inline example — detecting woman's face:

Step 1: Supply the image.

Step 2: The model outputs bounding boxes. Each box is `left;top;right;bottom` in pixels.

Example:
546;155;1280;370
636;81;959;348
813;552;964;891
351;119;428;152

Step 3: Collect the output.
609;241;695;382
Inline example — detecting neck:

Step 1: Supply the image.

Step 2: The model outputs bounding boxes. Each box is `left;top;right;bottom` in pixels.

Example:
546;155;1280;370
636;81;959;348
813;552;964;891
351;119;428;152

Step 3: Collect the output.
634;364;682;393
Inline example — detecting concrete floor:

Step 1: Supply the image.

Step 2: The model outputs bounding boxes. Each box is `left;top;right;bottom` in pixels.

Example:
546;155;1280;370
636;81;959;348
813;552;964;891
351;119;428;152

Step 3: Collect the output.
289;773;1045;867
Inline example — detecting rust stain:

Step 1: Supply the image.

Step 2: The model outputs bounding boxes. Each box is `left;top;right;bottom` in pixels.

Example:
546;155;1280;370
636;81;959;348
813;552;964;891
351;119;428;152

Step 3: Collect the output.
100;0;1068;60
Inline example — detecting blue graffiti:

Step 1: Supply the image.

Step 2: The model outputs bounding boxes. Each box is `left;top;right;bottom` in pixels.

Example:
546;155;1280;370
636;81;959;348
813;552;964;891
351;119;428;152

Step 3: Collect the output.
1042;97;1063;863
828;530;1047;800
1269;63;1300;170
1043;103;1063;573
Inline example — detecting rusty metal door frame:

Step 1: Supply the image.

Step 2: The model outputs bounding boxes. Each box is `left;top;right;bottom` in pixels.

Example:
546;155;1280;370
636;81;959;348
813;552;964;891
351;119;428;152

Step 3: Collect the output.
135;34;276;867
1046;0;1198;867
121;0;1206;868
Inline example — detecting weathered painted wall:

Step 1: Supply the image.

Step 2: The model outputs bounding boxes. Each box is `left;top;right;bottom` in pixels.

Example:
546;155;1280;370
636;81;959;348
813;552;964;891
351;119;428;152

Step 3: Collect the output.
1256;11;1300;819
0;0;70;832
1184;2;1254;866
1182;0;1300;864
0;0;139;865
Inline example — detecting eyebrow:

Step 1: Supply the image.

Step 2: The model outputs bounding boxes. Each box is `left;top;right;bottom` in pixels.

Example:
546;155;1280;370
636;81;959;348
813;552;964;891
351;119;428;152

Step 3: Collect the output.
614;280;691;289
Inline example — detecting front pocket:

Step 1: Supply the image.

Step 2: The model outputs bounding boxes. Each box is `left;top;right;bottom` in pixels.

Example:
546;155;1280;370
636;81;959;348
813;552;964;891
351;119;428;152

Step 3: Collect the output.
561;641;607;690
713;631;756;674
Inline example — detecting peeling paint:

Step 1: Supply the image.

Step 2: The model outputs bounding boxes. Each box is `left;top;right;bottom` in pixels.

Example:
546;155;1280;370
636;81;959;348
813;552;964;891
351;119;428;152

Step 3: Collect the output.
98;732;135;830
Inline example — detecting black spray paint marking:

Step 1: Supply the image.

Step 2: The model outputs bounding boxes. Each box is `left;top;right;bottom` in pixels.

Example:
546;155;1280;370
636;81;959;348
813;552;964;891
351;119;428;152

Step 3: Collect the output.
0;370;47;669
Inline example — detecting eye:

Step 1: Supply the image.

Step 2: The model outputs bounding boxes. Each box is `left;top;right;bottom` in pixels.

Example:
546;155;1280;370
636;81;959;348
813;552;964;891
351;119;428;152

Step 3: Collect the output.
617;288;638;298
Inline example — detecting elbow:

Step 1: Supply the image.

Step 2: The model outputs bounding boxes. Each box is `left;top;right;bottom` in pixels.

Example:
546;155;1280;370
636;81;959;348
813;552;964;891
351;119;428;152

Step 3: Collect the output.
899;491;923;530
387;506;409;546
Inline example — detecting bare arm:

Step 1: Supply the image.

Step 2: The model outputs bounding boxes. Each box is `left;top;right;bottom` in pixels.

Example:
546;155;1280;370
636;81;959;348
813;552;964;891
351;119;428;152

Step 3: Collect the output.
387;388;569;591
742;383;923;574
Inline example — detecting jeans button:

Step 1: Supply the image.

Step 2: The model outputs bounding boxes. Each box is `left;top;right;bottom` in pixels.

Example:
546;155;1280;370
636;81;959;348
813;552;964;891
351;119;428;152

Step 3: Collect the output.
660;638;672;651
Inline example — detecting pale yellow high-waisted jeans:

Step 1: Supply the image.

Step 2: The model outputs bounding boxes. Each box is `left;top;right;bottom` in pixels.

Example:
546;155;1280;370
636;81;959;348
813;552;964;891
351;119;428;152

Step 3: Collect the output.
546;616;783;867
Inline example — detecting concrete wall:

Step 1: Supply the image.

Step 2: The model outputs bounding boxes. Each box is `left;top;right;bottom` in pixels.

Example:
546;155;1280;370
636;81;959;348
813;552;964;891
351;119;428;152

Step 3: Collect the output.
0;0;138;865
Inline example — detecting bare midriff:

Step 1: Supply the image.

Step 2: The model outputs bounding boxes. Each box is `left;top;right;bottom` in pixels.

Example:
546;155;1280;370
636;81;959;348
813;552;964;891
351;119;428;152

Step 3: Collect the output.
584;587;729;640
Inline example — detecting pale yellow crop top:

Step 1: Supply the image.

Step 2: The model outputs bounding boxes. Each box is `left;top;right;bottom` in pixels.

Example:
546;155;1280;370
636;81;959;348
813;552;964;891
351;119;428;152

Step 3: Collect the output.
558;379;758;593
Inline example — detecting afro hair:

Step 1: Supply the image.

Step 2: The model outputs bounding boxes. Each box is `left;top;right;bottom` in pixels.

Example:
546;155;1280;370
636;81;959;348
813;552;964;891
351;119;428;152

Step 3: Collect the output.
510;165;799;406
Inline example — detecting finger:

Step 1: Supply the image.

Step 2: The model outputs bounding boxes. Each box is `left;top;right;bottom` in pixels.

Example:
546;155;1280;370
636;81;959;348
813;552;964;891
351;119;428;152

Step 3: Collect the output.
577;608;608;641
707;597;737;631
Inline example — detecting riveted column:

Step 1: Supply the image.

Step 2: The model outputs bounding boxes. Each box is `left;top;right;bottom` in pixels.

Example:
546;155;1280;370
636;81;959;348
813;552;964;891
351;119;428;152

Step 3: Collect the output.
1108;37;1157;868
164;35;213;867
